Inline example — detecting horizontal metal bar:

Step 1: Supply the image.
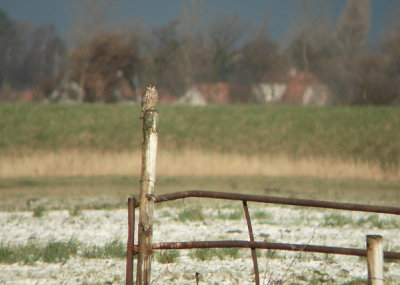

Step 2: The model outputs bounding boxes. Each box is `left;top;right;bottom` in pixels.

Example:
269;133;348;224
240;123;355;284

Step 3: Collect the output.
151;240;400;259
133;190;400;215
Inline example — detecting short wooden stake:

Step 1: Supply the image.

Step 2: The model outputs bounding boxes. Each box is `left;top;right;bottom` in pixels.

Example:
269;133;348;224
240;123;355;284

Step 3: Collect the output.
136;110;159;285
367;235;384;285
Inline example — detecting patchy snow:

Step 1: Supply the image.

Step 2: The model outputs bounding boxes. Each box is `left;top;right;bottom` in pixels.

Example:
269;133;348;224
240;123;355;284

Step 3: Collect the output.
0;203;399;284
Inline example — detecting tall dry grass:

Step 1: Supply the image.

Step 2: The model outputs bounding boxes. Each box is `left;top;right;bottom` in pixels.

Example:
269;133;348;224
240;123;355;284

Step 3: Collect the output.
1;149;397;180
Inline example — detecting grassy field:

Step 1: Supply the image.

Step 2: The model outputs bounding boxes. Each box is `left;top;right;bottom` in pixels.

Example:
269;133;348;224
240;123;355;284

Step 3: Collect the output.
1;103;399;169
1;103;399;210
1;174;400;210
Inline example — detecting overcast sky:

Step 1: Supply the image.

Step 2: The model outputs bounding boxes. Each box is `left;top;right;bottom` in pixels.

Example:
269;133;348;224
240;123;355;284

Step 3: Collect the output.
0;0;398;46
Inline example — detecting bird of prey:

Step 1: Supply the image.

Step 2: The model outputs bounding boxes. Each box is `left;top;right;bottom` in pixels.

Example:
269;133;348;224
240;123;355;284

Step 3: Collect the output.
140;84;159;119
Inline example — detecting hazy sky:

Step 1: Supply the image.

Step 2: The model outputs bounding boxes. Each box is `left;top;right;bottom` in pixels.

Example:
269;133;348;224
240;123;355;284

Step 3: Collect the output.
0;0;398;46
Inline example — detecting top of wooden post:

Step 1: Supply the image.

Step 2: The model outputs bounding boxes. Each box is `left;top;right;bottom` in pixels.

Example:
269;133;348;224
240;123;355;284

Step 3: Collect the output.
142;110;158;132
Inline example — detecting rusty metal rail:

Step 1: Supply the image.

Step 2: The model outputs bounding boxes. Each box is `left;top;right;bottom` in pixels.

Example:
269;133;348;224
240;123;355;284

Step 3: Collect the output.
152;240;400;259
127;191;400;285
134;190;400;215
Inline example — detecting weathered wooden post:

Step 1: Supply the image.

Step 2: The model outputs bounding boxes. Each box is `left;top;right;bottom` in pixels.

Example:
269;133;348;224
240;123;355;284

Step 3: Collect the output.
136;107;159;285
366;235;384;285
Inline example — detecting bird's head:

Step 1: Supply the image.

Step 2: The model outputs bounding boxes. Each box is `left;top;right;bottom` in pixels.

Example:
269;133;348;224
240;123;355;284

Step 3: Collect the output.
146;84;155;91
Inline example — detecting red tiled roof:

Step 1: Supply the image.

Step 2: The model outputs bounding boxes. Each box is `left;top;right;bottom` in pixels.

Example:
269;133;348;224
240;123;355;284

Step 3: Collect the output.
281;72;321;104
159;90;177;103
261;73;291;83
195;82;231;104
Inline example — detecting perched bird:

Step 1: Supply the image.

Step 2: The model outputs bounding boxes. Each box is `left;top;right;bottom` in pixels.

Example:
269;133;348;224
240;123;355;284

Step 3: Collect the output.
140;84;159;119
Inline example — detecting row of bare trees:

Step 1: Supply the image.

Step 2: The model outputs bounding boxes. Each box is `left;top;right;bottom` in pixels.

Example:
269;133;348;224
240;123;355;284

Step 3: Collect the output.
1;0;400;104
0;9;66;99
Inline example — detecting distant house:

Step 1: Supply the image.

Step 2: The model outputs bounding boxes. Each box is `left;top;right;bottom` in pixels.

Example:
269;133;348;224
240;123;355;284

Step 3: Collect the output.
180;82;240;105
110;77;137;103
252;83;287;103
252;74;289;103
254;71;334;106
46;70;139;103
179;86;207;105
281;72;334;106
158;89;177;104
46;81;84;103
0;90;36;102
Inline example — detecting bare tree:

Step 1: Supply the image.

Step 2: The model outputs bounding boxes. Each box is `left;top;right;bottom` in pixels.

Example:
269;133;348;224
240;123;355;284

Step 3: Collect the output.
205;13;248;82
352;20;400;105
22;25;66;84
69;32;141;102
69;0;118;102
70;0;116;46
300;0;310;72
286;1;335;71
335;0;370;57
352;53;399;105
178;0;205;89
0;8;20;90
330;0;400;105
332;0;371;103
142;19;186;96
241;16;287;84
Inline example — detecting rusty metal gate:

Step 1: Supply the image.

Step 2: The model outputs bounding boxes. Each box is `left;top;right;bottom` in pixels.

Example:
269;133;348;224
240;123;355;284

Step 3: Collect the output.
126;190;400;285
130;107;400;284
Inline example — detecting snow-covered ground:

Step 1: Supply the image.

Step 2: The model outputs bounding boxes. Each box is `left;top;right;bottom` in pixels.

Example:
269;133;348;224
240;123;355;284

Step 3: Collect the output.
0;202;399;284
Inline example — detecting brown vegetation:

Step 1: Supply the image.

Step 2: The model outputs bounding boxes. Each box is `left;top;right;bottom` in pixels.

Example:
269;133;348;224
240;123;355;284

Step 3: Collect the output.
1;149;397;180
69;32;141;102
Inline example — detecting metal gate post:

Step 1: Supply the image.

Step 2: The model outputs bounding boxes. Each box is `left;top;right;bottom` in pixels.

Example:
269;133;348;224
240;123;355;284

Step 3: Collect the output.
243;200;260;285
126;198;136;285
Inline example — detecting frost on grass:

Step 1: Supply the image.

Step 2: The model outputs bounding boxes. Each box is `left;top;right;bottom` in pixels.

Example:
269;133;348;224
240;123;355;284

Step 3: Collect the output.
0;205;399;284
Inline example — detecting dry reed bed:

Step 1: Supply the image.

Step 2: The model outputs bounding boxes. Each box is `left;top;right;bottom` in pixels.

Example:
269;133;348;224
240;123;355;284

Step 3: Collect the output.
1;149;397;180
